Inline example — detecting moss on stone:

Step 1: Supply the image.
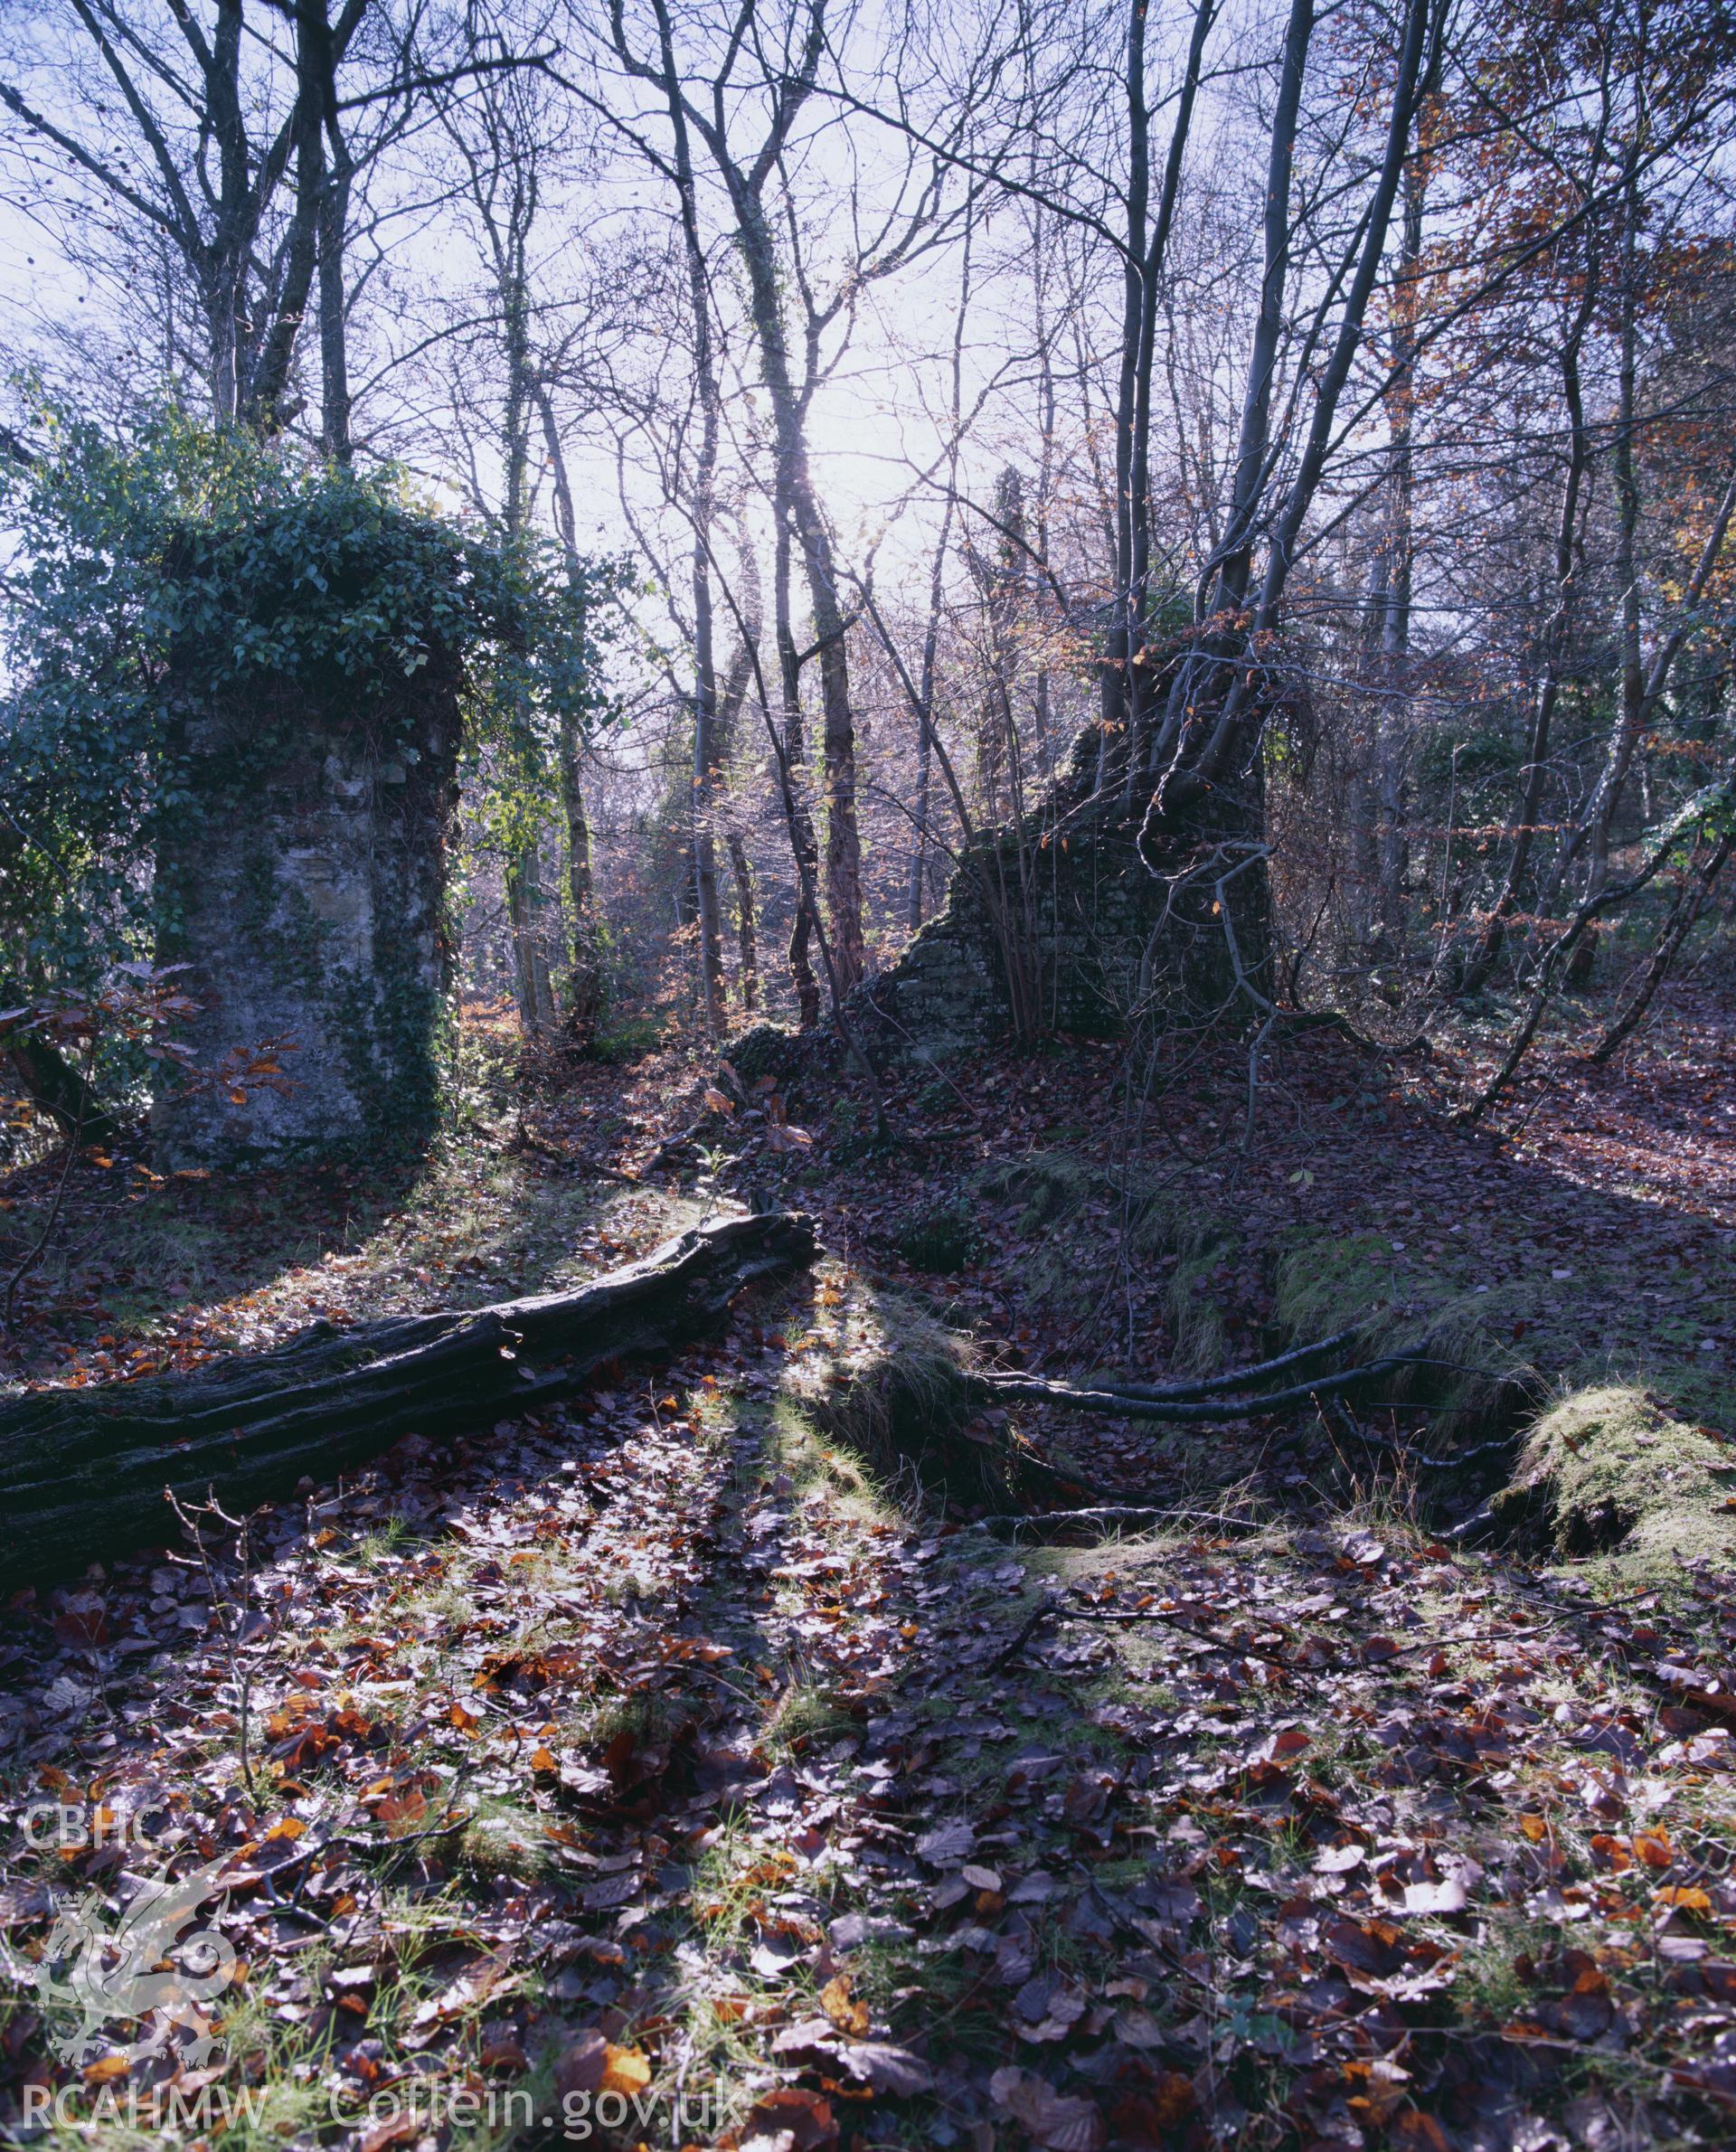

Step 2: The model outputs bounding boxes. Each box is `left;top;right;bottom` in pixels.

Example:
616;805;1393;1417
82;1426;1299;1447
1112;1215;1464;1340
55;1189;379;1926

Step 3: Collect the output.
1491;1385;1736;1580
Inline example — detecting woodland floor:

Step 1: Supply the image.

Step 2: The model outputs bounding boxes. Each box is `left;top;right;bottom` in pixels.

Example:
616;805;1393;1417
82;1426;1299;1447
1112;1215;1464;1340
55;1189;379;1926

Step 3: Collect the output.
1;969;1735;2151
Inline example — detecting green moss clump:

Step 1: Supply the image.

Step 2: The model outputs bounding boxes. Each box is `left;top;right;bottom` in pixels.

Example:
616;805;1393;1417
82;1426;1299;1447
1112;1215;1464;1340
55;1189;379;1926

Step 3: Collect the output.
1492;1385;1736;1580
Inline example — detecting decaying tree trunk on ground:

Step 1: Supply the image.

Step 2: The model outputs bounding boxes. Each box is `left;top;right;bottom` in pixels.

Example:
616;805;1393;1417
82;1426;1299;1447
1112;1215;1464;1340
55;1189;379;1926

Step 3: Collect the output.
0;1211;815;1584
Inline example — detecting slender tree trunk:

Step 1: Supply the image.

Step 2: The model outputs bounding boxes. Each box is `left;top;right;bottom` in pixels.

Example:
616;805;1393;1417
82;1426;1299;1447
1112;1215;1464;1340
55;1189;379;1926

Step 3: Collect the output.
317;147;354;463
972;468;1025;825
910;210;973;930
538;390;606;1048
727;831;759;1014
1542;444;1736;929
909;708;935;934
1148;0;1314;790
497;217;552;1042
1376;158;1425;939
1103;0;1216;780
1194;0;1432;791
1585;177;1645;898
654;0;726;1034
774;511;823;1029
506;851;556;1038
250;6;323;432
1453;267;1599;992
732;196;865;993
712;645;760;1017
1590;829;1734;1062
311;0;353;464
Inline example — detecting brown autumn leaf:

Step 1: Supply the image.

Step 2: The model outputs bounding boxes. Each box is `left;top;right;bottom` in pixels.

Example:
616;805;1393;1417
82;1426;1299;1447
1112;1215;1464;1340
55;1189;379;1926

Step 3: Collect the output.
835;2043;933;2097
739;2087;838;2152
552;2029;608;2099
990;2067;1105;2152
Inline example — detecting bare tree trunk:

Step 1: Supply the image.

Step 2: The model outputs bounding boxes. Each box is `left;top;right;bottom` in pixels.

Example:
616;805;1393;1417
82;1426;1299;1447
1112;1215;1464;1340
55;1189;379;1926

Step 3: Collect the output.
1452;52;1615;993
1584;175;1645;898
971;467;1025;823
712;643;760;1018
651;0;727;1034
774;513;824;1029
506;850;557;1040
317;145;354;462
1100;0;1216;779
1146;0;1316;793
1192;0;1433;793
910;213;974;930
722;172;865;991
308;0;354;464
496;200;552;1042
1454;326;1595;992
538;393;607;1048
1539;441;1736;931
727;830;759;1014
1374;158;1426;941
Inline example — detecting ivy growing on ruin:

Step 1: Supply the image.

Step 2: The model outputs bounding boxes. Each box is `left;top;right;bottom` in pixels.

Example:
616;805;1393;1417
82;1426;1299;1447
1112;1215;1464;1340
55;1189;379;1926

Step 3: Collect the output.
0;405;621;1137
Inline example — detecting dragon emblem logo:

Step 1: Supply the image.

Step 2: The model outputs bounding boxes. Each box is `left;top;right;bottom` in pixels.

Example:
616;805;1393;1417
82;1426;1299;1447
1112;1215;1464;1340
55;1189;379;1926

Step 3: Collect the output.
27;1856;238;2068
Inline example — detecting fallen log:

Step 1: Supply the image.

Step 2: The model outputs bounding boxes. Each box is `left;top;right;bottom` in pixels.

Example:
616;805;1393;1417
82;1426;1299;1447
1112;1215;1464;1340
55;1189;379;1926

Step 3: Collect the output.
0;1209;816;1584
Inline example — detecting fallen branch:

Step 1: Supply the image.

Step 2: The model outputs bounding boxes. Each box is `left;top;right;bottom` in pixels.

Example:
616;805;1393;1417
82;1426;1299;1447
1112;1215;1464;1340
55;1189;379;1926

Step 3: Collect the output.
1324;1399;1514;1473
1271;1009;1431;1058
0;1210;816;1584
970;1506;1268;1542
980;1354;1425;1422
1083;1326;1364;1402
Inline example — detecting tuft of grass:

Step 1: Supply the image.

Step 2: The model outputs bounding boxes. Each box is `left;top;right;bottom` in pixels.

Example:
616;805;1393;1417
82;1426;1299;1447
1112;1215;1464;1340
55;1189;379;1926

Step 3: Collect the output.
767;1680;854;1757
454;1793;556;1880
590;1014;667;1063
1492;1383;1736;1582
1160;1225;1240;1373
782;1269;986;1503
978;1150;1099;1229
577;1686;689;1755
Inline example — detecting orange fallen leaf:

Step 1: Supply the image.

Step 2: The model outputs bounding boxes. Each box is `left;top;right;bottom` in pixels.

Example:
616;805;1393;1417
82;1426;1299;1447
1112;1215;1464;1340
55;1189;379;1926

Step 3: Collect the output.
600;2044;652;2096
820;1974;870;2037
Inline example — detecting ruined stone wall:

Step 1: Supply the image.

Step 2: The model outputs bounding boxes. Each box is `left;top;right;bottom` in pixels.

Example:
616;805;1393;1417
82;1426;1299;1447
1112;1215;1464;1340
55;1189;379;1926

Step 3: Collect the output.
152;675;460;1166
860;800;1269;1061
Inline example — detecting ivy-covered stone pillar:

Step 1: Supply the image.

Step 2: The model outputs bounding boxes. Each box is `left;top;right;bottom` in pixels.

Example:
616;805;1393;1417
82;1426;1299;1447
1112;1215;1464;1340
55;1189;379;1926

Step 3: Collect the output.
152;665;460;1166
